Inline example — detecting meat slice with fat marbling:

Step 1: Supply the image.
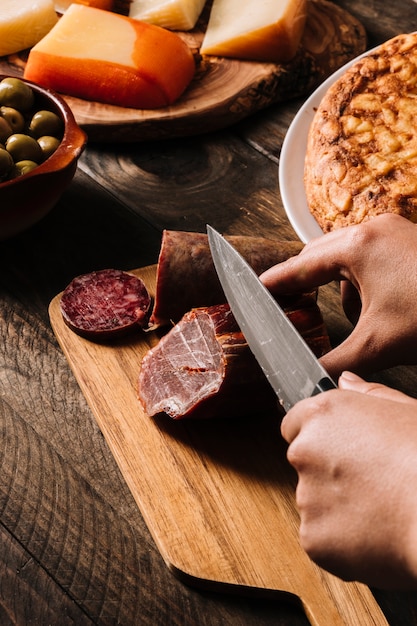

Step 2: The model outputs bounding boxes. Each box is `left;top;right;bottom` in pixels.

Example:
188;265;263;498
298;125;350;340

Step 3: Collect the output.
139;298;331;420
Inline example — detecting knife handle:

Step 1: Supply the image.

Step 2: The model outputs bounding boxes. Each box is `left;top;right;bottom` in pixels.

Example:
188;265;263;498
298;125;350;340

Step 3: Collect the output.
311;377;337;396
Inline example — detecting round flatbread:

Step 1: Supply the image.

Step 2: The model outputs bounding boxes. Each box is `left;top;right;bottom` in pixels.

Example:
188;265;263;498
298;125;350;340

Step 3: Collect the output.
304;32;417;233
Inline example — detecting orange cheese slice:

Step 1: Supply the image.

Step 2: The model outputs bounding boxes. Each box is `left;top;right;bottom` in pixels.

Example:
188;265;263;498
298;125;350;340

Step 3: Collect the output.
24;5;196;109
200;0;307;63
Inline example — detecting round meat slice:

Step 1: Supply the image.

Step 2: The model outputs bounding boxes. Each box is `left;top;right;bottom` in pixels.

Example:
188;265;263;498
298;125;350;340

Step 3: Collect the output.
60;269;151;339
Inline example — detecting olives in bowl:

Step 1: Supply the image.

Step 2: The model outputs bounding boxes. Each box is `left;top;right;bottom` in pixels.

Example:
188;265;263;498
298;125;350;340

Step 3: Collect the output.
0;75;87;240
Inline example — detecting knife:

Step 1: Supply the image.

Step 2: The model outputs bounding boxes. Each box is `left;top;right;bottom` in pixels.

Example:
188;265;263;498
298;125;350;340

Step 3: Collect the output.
207;225;336;412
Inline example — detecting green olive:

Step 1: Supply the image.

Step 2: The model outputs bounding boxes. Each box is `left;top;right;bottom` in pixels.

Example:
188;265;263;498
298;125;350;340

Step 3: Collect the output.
0;116;12;143
29;110;63;138
37;135;61;160
0;106;25;133
0;78;35;112
6;133;42;164
0;79;68;183
13;160;39;177
0;147;14;181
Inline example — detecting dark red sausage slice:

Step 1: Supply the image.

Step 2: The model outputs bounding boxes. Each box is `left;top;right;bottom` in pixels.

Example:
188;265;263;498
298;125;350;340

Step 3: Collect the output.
60;269;151;339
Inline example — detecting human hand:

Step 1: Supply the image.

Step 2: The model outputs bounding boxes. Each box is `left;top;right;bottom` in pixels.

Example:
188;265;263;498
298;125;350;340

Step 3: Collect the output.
281;371;417;589
261;214;417;378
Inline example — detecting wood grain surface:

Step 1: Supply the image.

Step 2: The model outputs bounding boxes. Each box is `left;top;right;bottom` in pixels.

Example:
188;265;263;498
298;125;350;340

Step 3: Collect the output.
49;265;387;626
1;0;417;624
0;0;366;141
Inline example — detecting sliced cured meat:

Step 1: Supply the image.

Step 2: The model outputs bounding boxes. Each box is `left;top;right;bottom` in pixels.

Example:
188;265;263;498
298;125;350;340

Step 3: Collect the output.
149;230;304;328
60;268;151;339
138;297;331;420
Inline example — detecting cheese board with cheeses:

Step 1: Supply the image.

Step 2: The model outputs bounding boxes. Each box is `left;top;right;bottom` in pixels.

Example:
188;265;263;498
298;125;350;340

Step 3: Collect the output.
0;0;366;142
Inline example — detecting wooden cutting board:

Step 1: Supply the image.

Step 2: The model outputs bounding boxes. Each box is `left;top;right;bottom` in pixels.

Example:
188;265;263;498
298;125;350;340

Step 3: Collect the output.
0;0;366;141
49;265;388;626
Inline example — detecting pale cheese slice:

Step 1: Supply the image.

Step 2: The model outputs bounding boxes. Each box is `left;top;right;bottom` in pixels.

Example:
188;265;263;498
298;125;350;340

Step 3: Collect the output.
129;0;206;31
0;0;58;57
200;0;307;63
54;0;115;13
30;5;137;65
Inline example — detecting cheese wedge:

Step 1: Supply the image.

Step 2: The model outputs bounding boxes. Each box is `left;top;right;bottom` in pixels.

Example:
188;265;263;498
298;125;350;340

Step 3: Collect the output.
24;5;196;109
0;0;58;57
129;0;206;31
54;0;115;13
200;0;307;63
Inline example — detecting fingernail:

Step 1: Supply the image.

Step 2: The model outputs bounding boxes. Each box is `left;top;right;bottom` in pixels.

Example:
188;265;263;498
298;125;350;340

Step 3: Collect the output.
340;370;362;383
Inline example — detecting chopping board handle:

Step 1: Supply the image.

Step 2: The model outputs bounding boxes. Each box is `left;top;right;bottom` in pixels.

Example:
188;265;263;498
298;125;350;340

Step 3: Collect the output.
297;575;389;626
171;566;389;626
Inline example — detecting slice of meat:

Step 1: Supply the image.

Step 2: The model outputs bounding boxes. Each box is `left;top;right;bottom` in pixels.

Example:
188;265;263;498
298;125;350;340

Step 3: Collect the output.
60;268;151;339
138;297;331;420
149;230;304;328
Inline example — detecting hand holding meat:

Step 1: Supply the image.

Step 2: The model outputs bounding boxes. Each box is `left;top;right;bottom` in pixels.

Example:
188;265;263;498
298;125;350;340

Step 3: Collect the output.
260;214;417;378
280;371;417;589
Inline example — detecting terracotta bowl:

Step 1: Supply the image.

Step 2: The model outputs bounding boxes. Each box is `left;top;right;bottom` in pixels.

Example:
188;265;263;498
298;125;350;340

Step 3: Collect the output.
0;75;87;240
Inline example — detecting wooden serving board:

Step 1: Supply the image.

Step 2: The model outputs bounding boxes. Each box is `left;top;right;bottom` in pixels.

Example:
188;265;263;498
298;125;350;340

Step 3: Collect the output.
0;0;366;142
49;265;388;626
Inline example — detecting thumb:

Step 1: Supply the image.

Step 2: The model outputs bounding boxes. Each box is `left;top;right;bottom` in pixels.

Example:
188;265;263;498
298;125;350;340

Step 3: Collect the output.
339;371;415;405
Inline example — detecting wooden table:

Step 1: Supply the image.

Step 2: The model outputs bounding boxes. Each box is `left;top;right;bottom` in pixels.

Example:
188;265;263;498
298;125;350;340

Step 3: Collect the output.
2;0;417;623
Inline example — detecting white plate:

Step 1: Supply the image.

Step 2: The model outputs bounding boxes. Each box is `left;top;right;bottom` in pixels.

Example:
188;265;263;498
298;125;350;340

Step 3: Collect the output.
279;47;375;243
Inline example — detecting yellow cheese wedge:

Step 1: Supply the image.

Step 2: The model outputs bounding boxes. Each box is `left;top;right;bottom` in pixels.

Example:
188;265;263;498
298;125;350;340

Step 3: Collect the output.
129;0;206;31
0;0;58;57
200;0;307;63
54;0;114;13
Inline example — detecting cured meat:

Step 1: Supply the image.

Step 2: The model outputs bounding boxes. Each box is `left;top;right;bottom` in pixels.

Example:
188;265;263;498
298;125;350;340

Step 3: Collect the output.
149;230;304;328
60;269;151;339
138;297;331;420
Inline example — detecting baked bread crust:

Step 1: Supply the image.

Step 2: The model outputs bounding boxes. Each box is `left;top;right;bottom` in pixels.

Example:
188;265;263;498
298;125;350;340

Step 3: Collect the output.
304;33;417;233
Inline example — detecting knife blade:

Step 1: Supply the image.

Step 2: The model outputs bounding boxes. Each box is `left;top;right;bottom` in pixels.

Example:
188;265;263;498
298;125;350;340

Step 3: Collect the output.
207;225;336;412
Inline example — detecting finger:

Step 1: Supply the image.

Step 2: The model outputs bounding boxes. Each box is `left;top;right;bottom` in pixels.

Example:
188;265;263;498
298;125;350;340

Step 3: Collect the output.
319;331;377;380
260;229;356;295
339;370;417;405
280;396;318;444
280;408;301;444
320;300;417;379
